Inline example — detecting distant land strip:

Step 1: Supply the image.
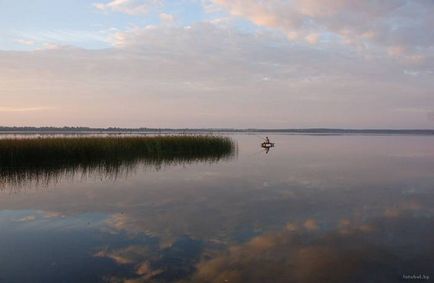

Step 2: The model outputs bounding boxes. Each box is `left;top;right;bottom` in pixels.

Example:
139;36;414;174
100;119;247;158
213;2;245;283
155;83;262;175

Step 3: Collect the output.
0;127;433;135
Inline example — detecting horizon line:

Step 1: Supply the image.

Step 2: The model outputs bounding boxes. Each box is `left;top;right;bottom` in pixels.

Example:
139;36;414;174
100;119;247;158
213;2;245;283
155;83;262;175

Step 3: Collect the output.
1;126;434;132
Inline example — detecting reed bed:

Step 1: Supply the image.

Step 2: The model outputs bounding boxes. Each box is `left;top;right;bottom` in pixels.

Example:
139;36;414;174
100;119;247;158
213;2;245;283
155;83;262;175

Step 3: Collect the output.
0;135;236;188
0;135;235;166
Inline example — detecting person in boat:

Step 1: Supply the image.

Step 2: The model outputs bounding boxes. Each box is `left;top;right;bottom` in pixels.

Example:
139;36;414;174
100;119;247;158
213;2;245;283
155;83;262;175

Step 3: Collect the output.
265;137;270;144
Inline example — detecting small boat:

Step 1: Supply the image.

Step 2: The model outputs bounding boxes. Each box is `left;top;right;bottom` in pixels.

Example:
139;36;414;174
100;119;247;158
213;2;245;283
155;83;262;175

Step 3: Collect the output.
261;142;275;148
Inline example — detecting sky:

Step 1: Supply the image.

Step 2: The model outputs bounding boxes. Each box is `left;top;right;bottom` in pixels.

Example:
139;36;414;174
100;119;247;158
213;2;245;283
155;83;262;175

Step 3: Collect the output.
0;0;433;128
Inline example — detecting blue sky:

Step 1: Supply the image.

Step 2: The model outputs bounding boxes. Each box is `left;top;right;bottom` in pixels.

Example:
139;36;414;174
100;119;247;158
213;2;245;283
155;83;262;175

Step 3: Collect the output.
0;0;433;128
0;0;217;50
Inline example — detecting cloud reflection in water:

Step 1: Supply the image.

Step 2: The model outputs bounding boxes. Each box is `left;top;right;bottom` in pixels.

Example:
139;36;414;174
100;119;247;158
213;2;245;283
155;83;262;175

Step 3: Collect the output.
0;135;433;282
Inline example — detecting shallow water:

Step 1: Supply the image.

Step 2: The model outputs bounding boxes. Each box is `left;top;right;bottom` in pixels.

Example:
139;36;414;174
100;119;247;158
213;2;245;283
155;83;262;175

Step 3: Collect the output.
0;134;433;283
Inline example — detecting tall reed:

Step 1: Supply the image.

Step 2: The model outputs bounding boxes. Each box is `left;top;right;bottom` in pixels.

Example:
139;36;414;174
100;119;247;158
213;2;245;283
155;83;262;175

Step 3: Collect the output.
0;135;236;188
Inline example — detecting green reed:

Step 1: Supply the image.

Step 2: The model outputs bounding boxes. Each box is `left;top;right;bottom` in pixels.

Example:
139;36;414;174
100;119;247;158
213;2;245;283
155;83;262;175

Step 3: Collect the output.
0;135;236;188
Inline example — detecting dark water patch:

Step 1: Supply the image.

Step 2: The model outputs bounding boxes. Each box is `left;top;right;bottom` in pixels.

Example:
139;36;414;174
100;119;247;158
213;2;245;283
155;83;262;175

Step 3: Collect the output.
0;211;141;283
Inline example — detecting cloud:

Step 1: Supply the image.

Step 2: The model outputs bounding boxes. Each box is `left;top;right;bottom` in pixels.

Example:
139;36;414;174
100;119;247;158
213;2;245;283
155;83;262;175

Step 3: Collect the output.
94;0;161;16
39;43;64;50
304;33;319;45
0;107;54;112
211;0;434;60
1;22;433;128
15;39;35;46
159;12;174;24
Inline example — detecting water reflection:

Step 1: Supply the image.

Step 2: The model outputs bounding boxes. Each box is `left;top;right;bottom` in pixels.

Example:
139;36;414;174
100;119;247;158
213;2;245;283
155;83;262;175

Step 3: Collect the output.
96;235;203;282
0;135;433;282
186;209;434;283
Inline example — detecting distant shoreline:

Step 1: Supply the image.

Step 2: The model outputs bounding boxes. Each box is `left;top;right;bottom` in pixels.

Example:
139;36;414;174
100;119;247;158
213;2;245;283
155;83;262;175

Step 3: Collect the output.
0;127;433;135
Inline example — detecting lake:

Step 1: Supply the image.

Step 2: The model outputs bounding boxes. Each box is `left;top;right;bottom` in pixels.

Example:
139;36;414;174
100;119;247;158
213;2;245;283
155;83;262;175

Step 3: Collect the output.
0;134;433;283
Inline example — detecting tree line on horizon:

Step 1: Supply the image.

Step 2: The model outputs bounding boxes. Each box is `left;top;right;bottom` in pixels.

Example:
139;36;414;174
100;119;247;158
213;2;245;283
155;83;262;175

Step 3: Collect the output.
0;126;433;134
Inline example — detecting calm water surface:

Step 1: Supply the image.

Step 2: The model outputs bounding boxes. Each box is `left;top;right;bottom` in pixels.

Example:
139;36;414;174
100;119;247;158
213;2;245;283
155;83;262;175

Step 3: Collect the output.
0;134;433;283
